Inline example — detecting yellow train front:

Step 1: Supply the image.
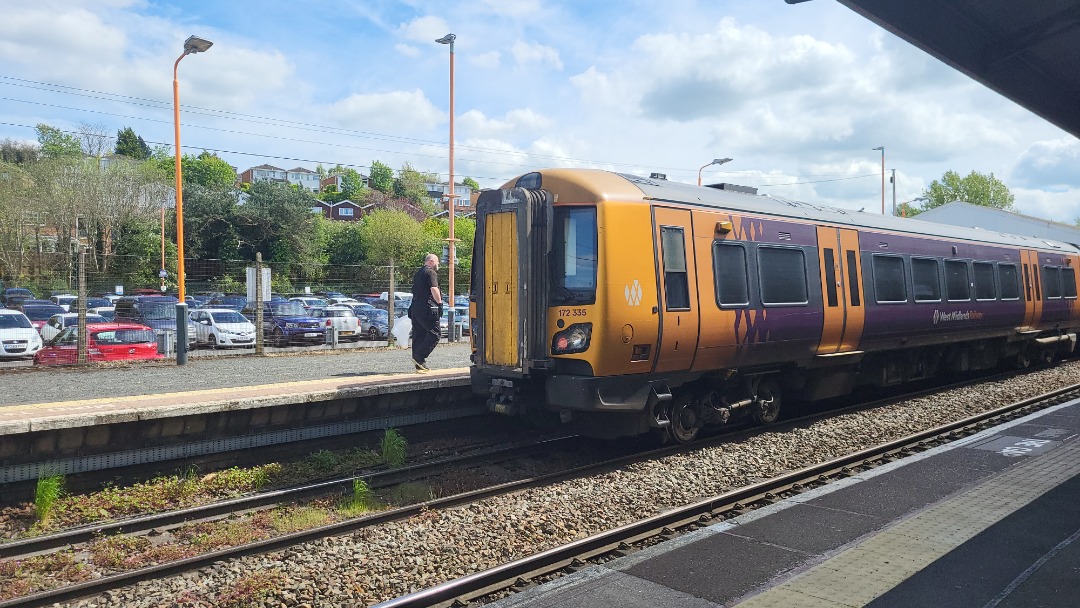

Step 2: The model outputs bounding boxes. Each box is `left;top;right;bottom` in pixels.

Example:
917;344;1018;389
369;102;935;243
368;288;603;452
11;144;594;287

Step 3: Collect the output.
470;168;1080;441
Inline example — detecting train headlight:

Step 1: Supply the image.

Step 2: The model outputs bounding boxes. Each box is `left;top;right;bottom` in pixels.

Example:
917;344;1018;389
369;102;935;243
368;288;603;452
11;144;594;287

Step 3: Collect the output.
551;323;592;355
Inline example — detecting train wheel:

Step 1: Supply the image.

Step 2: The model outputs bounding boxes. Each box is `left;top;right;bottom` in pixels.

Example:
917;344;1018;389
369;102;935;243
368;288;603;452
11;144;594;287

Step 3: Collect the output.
665;396;700;444
1041;349;1055;365
752;381;782;425
1016;350;1032;369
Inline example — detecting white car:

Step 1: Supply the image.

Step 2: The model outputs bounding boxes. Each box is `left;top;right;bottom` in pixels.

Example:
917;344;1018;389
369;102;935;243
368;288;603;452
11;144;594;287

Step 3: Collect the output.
41;313;108;342
189;308;257;348
310;306;360;342
88;306;116;321
0;309;44;359
50;294;78;312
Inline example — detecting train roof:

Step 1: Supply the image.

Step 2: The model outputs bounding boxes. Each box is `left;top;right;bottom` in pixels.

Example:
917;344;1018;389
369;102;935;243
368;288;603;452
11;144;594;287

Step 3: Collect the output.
507;168;1080;255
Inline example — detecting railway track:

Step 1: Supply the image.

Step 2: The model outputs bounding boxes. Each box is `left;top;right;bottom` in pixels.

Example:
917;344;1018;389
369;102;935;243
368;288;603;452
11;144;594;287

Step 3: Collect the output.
0;367;1074;607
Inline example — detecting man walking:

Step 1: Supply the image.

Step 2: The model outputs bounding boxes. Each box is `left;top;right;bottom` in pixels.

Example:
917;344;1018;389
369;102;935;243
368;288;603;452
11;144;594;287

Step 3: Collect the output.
408;253;442;372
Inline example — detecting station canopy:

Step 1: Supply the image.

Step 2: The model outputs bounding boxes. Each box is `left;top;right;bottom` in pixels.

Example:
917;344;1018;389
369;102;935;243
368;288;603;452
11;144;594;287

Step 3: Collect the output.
788;0;1080;139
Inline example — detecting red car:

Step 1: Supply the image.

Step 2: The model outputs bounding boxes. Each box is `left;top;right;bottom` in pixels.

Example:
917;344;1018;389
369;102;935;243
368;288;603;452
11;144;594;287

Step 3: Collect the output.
34;322;164;365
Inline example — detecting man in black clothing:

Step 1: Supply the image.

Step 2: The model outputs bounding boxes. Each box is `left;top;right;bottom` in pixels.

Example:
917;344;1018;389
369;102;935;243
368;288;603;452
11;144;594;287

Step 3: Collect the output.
408;253;442;372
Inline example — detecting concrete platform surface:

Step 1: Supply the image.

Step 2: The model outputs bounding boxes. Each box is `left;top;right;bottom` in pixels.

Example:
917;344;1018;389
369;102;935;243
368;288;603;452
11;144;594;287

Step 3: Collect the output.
490;399;1080;608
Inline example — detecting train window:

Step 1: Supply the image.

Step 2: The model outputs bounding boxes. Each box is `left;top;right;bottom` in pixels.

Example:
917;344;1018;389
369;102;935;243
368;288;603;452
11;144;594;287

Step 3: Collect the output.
872;255;906;303
846;250;861;306
1042;266;1062;299
1064;267;1077;299
758;247;807;306
999;264;1020;300
551;207;598;305
822;249;838;307
712;243;749;307
661;227;690;310
911;258;941;302
973;262;996;300
945;260;971;301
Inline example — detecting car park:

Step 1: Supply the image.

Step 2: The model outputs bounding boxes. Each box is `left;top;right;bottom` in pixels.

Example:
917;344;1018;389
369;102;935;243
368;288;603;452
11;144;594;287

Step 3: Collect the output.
49;294;78;311
241;301;324;347
114;295;196;348
1;287;34;306
16;302;67;331
439;306;470;337
190;308;257;348
289;296;328;310
206;294;247;311
0;309;43;359
34;322;163;365
310;306;360;342
40;313;108;341
70;297;112;313
356;308;389;341
88;306;116;321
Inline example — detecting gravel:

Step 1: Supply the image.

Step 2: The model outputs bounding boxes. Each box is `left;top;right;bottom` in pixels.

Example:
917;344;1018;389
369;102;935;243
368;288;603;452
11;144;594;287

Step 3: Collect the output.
50;360;1080;607
0;342;472;407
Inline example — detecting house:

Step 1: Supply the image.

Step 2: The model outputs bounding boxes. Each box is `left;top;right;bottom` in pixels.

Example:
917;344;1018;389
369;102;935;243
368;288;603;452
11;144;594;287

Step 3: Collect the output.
424;181;474;214
286;167;320;193
240;164;287;186
311;199;365;222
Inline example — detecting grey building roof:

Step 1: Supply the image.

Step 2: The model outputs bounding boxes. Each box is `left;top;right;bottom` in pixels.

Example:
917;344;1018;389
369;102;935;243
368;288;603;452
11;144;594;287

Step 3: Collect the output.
917;202;1080;248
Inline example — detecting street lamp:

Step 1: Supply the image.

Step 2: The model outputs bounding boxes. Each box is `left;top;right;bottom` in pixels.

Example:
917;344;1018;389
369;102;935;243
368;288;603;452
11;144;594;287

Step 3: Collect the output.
172;34;212;364
436;33;457;341
698;157;733;186
871;146;884;214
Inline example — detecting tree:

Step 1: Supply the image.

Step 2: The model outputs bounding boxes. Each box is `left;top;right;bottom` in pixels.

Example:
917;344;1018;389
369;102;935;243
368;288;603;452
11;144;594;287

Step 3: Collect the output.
35;124;82;159
358;209;426;341
394;162;439;215
369;160;394;193
462;176;480;191
0;138;40;164
115;127;151;160
915;170;1014;216
77;122;110;158
156;151;237;190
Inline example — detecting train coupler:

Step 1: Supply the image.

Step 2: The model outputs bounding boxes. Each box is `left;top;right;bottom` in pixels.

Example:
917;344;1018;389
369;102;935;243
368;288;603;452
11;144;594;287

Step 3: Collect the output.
487;378;520;416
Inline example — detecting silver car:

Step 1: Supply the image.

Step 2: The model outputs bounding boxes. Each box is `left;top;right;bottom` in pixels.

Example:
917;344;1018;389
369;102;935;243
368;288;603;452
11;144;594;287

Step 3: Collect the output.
189;308;257;348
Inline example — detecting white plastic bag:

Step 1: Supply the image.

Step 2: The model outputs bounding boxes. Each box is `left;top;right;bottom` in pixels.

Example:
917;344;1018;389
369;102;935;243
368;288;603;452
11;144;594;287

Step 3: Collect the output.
391;316;412;348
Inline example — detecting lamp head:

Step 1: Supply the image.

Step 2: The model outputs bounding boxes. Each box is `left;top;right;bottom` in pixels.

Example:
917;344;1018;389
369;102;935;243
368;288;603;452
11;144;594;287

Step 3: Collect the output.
436;33;456;45
712;157;733;166
872;146;884;151
183;35;213;55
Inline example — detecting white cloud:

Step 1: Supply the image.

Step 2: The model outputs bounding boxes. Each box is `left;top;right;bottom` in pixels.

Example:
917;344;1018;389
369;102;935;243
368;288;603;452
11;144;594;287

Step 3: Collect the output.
510;41;563;70
397;15;450;45
469;51;501;69
324;89;443;133
479;0;542;18
1013;187;1080;224
395;43;421;57
459;108;551;139
1012;137;1080;189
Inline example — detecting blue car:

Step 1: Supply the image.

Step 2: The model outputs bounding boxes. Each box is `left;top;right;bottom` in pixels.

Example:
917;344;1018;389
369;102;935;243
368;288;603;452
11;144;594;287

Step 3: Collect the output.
241;301;324;347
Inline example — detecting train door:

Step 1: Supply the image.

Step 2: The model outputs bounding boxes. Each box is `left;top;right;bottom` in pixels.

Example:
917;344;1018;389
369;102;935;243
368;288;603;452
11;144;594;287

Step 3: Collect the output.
814;227;865;353
484;210;519;367
652;208;700;373
1020;249;1043;329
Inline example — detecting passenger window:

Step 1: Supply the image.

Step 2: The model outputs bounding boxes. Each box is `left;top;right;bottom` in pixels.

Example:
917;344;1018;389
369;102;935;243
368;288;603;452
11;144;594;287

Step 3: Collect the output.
846;250;861;306
1064;267;1077;299
973;262;996;300
872;255;906;303
713;243;749;307
1043;266;1062;299
998;264;1020;300
945;260;971;301
823;249;838;307
758;247;808;306
911;258;941;302
660;227;690;310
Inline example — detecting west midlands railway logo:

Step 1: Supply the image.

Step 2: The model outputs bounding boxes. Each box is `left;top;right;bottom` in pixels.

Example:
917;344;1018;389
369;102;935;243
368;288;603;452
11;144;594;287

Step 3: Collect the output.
933;309;984;324
625;280;642;306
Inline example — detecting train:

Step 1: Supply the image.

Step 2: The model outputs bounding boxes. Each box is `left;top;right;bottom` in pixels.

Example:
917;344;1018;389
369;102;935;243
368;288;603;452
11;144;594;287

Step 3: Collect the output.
468;169;1080;441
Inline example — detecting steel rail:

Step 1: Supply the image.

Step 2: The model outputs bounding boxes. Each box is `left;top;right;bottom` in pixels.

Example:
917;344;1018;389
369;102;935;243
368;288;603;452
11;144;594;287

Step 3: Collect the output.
373;382;1080;608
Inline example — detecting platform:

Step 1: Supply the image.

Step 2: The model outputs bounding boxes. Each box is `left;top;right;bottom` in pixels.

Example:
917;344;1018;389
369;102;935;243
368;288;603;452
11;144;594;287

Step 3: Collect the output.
490;399;1080;608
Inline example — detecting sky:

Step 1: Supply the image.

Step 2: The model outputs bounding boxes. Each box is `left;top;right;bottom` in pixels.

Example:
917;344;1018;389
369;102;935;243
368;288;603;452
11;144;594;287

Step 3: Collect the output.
2;0;1078;222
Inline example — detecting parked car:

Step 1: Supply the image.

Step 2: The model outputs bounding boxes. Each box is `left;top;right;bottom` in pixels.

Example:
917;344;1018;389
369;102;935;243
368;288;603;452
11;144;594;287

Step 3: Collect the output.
0;309;43;359
3;293;36;310
206;294;247;311
189;308;257;348
88;306;116;321
356;308;389;341
114;295;196;348
49;294;78;312
1;287;34;306
241;301;324;347
98;293;124;304
34;322;163;365
289;296;328;310
41;313;108;342
439;306;470;337
16;302;67;331
70;297;112;313
310;306;360;342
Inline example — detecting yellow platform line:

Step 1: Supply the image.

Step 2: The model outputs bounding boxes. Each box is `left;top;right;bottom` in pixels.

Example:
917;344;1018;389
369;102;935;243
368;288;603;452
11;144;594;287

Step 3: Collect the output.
735;442;1080;608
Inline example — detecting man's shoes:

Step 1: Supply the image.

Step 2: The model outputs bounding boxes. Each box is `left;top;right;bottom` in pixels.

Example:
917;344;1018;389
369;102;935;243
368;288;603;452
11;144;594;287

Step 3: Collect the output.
413;358;429;372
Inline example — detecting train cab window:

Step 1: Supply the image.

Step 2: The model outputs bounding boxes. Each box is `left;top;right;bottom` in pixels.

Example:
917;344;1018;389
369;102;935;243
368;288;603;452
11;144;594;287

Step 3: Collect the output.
661;227;690;310
1063;267;1077;299
945;260;971;301
1042;266;1062;299
758;246;807;306
551;207;598;305
713;243;749;307
998;264;1020;300
872;255;906;303
973;262;997;300
911;257;941;302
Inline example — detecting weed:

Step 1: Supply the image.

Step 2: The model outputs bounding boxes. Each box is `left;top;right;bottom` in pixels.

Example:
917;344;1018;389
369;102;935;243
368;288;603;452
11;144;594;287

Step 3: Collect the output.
340;479;380;516
306;450;341;473
381;428;408;468
270;507;330;534
34;473;64;522
386;482;435;506
215;569;284;608
88;534;151;570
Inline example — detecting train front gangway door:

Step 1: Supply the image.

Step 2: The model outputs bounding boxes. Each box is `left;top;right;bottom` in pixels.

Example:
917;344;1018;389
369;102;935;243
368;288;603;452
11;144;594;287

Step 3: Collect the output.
652;207;700;373
815;226;865;355
484;210;520;368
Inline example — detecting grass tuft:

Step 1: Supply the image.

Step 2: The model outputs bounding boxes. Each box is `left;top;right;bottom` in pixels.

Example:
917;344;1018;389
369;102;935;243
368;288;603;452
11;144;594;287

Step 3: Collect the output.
341;478;379;516
380;428;408;468
34;473;64;522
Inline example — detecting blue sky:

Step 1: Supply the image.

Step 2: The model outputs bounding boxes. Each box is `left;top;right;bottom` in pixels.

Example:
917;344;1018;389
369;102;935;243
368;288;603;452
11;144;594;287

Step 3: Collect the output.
2;0;1078;221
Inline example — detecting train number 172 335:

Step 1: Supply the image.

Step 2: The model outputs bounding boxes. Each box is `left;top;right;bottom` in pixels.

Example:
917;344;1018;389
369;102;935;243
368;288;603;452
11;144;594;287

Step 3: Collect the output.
558;308;587;317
